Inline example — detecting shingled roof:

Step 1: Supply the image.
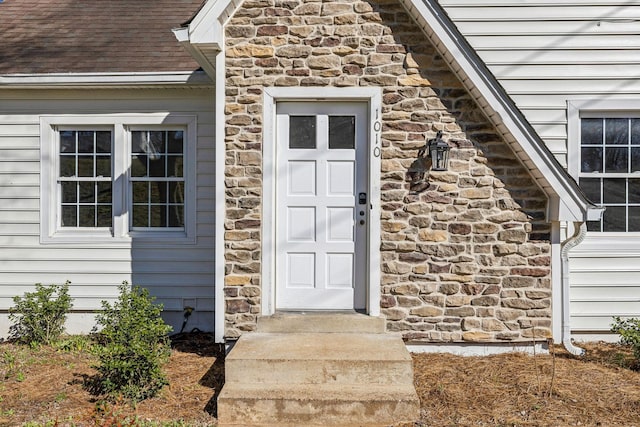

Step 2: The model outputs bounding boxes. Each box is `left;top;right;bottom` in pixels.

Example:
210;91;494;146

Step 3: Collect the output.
0;0;204;74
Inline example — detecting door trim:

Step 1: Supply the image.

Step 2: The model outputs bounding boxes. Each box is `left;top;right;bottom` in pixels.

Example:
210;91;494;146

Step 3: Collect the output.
262;87;382;316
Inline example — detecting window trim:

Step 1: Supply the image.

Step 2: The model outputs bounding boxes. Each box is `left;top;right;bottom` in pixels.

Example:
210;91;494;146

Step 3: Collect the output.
568;99;640;248
40;114;197;244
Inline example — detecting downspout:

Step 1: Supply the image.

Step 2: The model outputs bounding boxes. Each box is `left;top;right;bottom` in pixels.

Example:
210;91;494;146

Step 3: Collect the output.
560;221;587;356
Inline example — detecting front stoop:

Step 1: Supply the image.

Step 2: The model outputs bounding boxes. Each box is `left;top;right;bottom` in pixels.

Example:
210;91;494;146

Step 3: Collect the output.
217;313;420;427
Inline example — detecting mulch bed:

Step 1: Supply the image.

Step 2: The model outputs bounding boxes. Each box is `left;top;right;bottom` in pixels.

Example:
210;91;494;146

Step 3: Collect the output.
1;335;639;426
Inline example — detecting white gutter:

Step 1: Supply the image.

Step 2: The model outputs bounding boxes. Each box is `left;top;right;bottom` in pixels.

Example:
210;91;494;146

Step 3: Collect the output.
0;71;211;87
560;222;588;356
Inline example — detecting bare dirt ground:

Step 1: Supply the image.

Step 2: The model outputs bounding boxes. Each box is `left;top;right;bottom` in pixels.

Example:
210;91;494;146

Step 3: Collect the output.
1;333;639;426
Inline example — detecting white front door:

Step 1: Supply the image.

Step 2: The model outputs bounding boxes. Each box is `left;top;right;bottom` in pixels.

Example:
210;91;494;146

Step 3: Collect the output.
275;102;368;310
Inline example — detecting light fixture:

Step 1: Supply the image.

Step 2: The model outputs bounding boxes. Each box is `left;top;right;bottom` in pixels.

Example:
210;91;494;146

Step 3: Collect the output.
427;130;450;171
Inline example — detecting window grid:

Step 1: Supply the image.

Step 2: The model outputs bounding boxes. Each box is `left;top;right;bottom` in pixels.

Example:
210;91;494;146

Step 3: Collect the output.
580;117;640;232
130;130;185;229
58;130;113;228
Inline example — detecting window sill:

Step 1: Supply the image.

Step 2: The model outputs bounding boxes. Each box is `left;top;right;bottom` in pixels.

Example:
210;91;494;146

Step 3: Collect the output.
41;230;196;245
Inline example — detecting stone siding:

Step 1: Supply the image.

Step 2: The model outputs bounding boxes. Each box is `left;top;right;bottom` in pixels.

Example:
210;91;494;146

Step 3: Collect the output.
223;0;552;342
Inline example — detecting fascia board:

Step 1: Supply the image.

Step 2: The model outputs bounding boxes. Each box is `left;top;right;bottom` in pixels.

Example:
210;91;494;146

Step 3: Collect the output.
405;0;596;222
186;0;226;47
0;71;212;88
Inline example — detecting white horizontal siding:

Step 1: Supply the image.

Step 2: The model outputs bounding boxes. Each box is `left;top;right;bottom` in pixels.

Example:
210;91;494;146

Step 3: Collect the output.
0;87;216;335
439;0;640;335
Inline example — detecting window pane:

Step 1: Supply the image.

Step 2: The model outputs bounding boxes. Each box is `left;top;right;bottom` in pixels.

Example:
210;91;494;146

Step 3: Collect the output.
60;156;76;177
630;179;640;204
132;205;148;227
169;206;184;227
77;156;94;177
168;156;183;177
169;182;184;204
61;182;77;203
289;116;316;149
168;131;184;153
96;131;111;153
131;155;148;177
629;207;640;232
148;158;165;177
78;131;94;153
605;147;629;173
579;178;601;204
632;119;640;145
97;181;112;204
632;148;640;172
132;182;148;203
150;182;167;204
148;131;165;156
605;118;629;145
581;118;603;145
78;206;95;227
329;116;355;149
581;147;603;173
603;206;626;232
60;131;75;153
97;205;112;228
79;181;95;203
150;205;164;227
603;178;626;204
96;155;111;177
131;132;145;154
61;206;77;227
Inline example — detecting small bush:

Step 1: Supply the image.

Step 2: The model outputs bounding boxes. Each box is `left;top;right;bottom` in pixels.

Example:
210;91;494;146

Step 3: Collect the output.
8;282;73;345
611;316;640;363
93;283;172;402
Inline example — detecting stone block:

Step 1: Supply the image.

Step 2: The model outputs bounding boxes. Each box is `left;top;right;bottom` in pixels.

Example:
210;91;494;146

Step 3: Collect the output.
462;331;492;342
409;306;444;317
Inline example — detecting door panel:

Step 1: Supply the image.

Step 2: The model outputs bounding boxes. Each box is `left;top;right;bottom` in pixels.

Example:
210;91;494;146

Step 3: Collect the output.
275;102;368;310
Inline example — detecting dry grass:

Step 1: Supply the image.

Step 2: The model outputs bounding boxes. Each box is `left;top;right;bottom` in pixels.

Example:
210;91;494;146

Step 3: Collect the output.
1;336;640;426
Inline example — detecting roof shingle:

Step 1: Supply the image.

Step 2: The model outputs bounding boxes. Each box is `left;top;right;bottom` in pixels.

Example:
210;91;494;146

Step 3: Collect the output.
0;0;204;74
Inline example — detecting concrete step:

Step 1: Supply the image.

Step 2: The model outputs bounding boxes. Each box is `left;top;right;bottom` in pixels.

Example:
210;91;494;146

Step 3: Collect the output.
217;383;420;427
257;312;386;334
218;314;419;426
225;332;414;385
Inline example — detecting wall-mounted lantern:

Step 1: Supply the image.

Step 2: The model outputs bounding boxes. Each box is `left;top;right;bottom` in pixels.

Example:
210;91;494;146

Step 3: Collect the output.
427;130;450;171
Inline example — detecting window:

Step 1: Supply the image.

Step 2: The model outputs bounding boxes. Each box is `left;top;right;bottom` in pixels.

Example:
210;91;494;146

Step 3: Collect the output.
130;130;185;229
41;115;196;243
59;130;113;228
579;117;640;232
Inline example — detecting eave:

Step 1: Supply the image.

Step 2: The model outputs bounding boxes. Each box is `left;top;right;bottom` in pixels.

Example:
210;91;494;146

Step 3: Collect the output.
0;71;212;89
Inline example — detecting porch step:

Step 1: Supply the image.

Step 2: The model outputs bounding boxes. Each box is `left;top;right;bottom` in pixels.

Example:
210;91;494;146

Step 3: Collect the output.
225;332;414;385
217;317;420;426
217;383;419;427
256;311;386;334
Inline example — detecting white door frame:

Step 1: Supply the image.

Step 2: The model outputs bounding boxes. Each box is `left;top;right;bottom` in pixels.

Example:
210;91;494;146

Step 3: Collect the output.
262;87;382;316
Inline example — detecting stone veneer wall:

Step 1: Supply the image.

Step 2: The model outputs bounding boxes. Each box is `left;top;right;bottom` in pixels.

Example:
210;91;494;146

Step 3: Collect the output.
223;0;552;342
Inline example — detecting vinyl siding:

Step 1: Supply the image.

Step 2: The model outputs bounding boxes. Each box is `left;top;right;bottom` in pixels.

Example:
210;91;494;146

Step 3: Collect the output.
439;0;640;336
0;87;216;335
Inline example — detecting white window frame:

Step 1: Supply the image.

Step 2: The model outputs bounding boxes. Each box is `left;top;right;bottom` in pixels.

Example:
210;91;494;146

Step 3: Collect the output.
568;99;640;252
40;114;197;244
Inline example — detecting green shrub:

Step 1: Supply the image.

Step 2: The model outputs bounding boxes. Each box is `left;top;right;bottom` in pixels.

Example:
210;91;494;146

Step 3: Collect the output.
8;282;73;345
611;316;640;362
93;283;172;402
